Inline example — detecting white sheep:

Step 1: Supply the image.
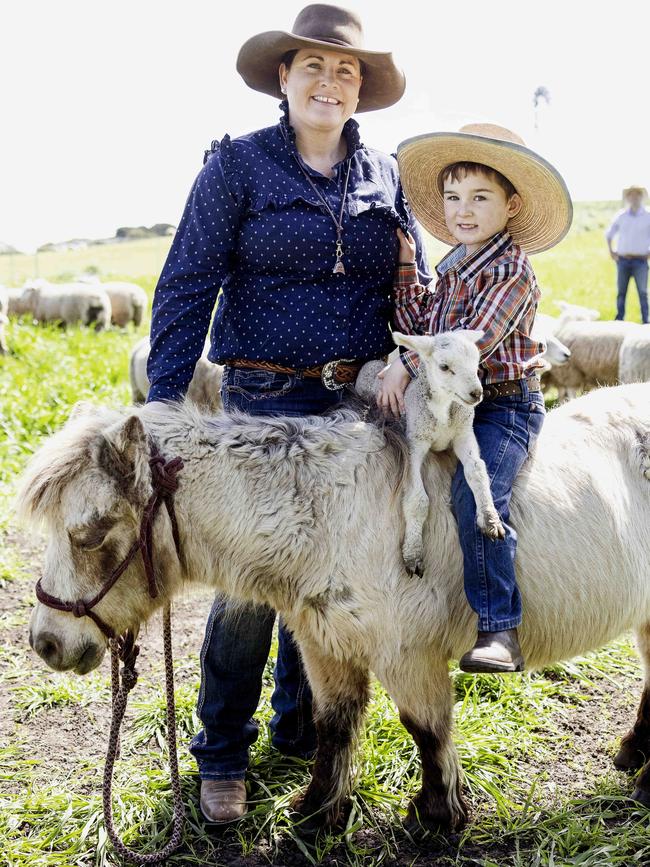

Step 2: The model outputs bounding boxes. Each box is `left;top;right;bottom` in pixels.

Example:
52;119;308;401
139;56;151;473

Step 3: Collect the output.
6;286;34;317
21;280;112;331
619;325;650;384
129;335;223;412
357;330;504;573
543;319;639;401
100;281;148;328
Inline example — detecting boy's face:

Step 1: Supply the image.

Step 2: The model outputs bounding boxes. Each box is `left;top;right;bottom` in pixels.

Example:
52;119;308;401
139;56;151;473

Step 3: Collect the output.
442;171;522;254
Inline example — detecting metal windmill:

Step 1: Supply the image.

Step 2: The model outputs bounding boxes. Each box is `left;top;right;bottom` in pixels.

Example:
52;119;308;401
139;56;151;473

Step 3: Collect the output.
533;86;551;130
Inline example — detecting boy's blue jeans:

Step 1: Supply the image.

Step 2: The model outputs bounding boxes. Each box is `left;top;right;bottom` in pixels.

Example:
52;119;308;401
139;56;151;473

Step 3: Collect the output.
616;257;649;323
451;383;545;632
189;366;342;781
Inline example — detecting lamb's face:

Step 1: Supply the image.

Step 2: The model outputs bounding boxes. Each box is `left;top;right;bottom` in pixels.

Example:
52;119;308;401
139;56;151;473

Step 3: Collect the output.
427;334;484;406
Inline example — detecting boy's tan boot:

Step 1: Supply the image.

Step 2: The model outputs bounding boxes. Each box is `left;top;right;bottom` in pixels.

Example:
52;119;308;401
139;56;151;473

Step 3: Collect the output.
200;779;248;823
459;629;524;673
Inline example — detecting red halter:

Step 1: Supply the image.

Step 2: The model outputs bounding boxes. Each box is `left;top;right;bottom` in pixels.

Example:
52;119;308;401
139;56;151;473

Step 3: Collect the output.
35;445;184;640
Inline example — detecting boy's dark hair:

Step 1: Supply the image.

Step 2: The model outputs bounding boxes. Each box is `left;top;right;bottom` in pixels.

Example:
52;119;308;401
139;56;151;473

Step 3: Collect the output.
440;161;518;199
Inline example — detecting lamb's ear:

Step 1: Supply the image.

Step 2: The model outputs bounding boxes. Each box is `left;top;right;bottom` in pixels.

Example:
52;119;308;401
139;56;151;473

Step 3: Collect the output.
391;331;437;356
556;300;569;312
96;415;151;503
459;329;485;345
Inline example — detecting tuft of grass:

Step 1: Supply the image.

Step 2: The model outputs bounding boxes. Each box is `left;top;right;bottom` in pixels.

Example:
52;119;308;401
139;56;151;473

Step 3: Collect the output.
11;672;111;720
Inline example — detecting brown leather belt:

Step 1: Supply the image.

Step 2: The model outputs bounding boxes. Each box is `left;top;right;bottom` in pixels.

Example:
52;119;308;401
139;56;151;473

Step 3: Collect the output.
483;375;542;401
228;357;363;390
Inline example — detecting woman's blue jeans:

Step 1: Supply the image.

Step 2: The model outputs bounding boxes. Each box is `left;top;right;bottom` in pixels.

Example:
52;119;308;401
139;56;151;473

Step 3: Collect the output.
189;366;343;780
616;257;649;323
450;384;545;632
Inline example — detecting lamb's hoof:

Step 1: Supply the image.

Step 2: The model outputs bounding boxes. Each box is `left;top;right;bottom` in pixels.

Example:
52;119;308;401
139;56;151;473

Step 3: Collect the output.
631;786;650;808
403;540;424;577
614;741;647;772
478;513;505;540
404;556;424;577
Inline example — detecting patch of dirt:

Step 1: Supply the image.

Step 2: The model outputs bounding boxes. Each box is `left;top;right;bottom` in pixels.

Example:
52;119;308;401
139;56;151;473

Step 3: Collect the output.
1;528;646;866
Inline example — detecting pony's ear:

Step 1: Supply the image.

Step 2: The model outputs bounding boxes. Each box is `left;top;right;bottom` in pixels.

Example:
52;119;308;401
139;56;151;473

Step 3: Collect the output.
96;415;151;504
392;332;437;357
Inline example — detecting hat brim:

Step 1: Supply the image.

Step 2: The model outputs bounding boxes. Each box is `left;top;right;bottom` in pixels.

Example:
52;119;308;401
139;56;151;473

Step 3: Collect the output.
397;132;573;254
236;31;405;112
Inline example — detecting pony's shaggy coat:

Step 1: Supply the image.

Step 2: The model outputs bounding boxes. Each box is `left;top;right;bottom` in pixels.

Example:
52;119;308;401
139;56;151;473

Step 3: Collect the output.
17;384;650;830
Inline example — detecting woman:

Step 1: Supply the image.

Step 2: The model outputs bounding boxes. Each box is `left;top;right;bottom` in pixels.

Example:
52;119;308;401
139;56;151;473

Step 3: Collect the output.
145;3;430;823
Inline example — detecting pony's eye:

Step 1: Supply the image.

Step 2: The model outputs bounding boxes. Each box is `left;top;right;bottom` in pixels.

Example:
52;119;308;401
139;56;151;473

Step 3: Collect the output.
68;518;115;551
439;364;450;372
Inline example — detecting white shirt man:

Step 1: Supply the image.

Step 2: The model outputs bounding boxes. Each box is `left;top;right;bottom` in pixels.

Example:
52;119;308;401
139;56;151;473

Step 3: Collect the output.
605;187;650;323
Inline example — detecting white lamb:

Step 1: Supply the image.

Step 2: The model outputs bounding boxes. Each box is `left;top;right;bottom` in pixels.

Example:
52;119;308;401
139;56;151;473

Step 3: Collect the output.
100;281;148;328
21;280;112;331
356;330;504;574
129;335;223;412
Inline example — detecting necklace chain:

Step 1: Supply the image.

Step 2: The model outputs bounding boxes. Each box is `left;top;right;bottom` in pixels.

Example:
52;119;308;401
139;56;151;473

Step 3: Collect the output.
293;155;352;275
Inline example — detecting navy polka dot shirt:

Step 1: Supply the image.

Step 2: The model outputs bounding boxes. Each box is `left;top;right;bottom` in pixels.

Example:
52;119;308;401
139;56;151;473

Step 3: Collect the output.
147;103;431;403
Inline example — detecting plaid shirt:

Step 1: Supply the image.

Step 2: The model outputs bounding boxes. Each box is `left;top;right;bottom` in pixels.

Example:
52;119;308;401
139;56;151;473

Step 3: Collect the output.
393;230;545;383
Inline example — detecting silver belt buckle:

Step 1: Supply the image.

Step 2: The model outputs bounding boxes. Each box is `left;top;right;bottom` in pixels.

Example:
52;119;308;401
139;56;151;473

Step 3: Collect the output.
321;358;354;391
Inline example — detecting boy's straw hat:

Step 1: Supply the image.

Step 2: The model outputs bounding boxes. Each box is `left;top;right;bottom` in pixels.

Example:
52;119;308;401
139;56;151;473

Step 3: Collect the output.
237;4;405;112
397;123;573;254
623;185;647;200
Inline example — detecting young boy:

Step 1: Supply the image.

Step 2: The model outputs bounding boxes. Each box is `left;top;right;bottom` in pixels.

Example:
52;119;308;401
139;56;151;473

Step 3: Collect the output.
379;123;572;673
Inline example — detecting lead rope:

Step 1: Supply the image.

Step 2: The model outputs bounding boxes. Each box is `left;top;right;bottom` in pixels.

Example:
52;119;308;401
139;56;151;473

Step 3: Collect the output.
102;604;185;864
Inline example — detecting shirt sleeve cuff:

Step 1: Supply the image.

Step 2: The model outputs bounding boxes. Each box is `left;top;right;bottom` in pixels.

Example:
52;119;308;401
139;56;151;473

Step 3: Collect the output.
393;263;419;290
399;347;420;378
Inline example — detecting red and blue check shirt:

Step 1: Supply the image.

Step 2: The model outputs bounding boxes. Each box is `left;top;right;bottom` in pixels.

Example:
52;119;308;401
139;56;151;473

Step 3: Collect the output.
393;230;545;384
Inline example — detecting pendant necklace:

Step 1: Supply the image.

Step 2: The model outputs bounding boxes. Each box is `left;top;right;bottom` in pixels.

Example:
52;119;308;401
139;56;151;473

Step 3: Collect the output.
293;155;352;275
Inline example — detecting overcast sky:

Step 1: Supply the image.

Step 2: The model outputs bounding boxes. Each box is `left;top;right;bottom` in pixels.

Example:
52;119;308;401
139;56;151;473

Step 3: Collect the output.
3;0;649;251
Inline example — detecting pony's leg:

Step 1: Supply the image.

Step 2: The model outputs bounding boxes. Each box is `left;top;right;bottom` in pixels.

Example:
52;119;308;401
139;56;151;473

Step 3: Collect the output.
402;437;432;574
292;642;370;829
389;654;467;833
615;623;650;775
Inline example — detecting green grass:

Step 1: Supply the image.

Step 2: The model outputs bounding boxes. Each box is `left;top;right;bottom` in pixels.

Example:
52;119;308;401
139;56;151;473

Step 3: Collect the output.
0;202;647;865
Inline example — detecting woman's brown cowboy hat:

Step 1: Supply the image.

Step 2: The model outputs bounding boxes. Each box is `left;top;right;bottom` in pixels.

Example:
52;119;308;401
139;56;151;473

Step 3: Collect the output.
236;3;405;112
397;123;573;255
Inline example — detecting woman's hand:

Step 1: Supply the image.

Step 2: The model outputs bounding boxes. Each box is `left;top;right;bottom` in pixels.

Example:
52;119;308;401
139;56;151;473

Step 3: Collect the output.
396;228;416;265
377;357;411;418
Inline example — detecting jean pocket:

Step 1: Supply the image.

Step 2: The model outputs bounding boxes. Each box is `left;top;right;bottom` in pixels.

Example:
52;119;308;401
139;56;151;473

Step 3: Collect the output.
228;368;297;402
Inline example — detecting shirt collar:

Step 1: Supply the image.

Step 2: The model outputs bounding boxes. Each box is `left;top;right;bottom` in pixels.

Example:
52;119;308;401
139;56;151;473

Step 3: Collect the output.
436;230;514;281
627;206;648;217
278;99;363;173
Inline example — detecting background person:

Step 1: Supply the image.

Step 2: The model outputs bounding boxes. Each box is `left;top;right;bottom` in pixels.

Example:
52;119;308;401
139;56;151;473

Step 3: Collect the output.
605;185;650;323
144;3;430;824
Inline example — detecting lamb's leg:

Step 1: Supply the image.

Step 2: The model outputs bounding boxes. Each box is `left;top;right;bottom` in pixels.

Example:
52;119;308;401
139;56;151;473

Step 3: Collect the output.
616;623;650;775
402;437;433;574
291;642;370;831
453;431;505;541
388;654;467;833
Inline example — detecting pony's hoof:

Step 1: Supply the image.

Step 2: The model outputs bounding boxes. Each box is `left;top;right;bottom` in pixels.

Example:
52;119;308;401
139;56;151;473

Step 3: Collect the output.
614;741;647;772
631;786;650;808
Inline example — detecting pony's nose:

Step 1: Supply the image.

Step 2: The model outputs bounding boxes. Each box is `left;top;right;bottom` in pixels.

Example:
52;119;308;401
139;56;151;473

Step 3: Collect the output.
469;388;483;403
33;631;63;667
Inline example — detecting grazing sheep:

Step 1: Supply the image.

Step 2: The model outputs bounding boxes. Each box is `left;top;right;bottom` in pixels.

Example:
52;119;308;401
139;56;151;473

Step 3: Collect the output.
388;330;504;572
101;281;148;328
21;280;112;331
6;286;34;317
0;287;8;353
619;325;650;384
543;319;640;401
555;300;600;323
129;336;223;411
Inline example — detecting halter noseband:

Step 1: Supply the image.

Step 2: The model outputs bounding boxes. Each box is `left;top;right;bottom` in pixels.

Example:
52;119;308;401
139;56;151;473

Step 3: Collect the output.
35;444;184;640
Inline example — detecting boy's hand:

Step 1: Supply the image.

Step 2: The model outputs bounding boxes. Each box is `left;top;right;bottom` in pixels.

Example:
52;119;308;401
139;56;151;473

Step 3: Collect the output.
397;228;416;265
377;357;411;417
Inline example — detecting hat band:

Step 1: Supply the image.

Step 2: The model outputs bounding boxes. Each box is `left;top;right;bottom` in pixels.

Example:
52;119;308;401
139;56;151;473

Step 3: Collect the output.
297;33;360;48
